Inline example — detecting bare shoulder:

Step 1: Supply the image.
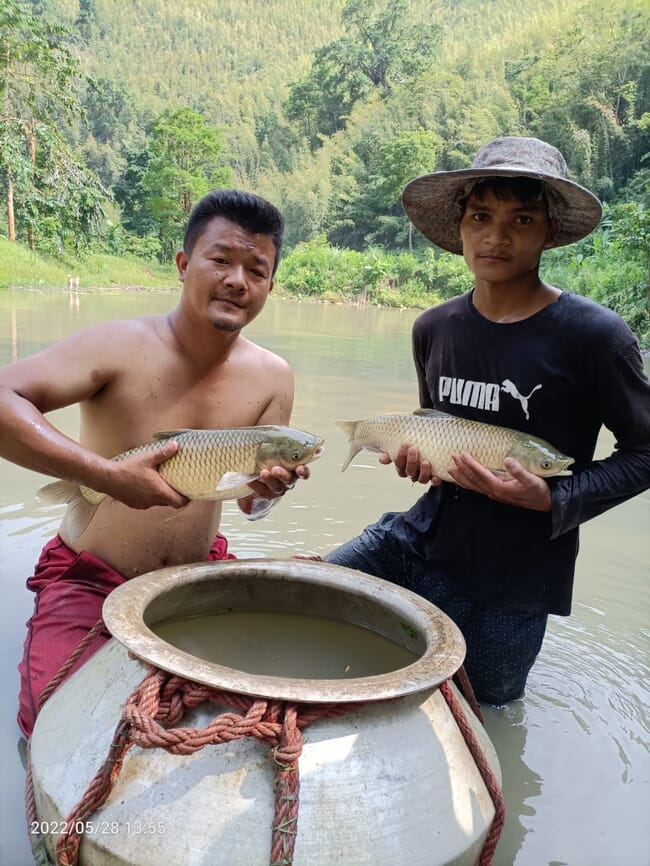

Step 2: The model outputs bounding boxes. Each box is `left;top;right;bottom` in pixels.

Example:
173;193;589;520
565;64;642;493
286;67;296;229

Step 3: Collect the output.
59;315;170;366
76;314;166;347
231;336;295;425
238;336;293;378
0;314;168;411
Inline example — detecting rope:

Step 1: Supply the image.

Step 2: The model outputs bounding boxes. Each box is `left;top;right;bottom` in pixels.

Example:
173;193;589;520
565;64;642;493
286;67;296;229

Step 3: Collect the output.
26;620;108;866
26;617;505;866
53;667;365;866
440;682;506;866
454;665;485;724
37;620;107;712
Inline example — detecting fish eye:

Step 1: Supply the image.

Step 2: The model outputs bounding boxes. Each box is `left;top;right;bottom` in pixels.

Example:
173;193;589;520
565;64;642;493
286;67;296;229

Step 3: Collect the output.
541;460;552;470
291;449;302;460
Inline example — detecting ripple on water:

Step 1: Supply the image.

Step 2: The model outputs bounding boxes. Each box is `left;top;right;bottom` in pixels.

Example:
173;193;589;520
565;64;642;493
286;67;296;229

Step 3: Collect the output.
485;613;650;866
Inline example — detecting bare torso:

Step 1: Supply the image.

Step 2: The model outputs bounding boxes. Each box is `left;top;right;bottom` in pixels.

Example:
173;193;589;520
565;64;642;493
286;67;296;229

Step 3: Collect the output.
59;312;293;576
68;499;223;577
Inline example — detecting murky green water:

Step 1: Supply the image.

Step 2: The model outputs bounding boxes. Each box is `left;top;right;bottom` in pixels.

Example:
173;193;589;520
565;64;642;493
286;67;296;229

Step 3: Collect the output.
154;610;417;678
0;288;648;865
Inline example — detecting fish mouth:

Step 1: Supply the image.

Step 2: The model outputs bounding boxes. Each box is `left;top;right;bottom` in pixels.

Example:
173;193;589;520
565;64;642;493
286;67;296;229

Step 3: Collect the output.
312;444;325;459
556;458;575;476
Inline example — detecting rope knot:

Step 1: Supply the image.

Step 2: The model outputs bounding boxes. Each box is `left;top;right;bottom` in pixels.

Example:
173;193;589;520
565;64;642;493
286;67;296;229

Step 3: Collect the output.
31;666;504;866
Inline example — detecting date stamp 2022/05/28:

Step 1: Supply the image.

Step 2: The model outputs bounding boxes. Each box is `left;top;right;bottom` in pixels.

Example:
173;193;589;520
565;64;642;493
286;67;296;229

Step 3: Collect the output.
30;820;167;836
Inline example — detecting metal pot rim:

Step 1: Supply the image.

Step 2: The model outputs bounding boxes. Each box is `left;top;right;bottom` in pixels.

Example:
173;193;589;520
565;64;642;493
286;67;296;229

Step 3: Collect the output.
102;559;466;704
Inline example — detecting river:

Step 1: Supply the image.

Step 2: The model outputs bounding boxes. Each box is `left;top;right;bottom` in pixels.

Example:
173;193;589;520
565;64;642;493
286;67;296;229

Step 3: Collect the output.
0;288;648;866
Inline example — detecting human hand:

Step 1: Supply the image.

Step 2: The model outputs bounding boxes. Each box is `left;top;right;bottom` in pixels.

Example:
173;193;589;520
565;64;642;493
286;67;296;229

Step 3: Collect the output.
246;463;311;500
104;440;189;509
379;444;443;486
448;452;552;511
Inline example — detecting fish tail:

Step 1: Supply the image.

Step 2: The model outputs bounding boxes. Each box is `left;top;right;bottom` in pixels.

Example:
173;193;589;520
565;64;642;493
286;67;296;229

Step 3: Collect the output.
336;420;362;472
37;480;103;539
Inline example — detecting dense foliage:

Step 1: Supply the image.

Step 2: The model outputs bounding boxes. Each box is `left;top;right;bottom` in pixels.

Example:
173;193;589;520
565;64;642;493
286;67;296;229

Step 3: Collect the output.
1;0;648;344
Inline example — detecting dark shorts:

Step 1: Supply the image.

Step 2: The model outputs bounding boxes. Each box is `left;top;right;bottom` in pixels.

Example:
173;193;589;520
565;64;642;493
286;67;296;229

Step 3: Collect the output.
18;533;235;737
326;512;548;706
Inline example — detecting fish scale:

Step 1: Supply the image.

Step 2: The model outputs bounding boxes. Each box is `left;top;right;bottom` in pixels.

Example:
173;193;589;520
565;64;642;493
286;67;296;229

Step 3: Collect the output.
108;427;315;499
337;411;574;481
367;415;522;468
39;425;324;539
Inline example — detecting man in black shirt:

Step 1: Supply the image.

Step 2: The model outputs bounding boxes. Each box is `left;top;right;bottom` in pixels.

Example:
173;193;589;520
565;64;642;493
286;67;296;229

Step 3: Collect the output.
326;136;650;704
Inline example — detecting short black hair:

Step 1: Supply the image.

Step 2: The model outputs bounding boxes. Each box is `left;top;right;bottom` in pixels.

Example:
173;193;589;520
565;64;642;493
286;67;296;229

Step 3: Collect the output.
460;176;548;211
183;189;285;275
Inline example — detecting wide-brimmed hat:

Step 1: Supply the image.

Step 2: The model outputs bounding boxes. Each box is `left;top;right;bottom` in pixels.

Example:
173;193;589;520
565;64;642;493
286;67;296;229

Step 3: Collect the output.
401;136;603;254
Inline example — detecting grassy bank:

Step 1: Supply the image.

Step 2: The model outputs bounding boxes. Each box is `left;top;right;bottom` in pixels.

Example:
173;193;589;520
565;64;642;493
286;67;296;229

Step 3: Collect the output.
0;237;179;291
1;235;647;347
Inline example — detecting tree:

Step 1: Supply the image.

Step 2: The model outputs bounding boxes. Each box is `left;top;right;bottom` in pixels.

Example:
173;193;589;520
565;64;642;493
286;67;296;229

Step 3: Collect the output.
285;0;439;148
136;108;232;261
75;0;99;44
504;2;650;198
285;45;369;148
340;0;440;94
328;129;440;249
81;76;142;188
0;0;105;250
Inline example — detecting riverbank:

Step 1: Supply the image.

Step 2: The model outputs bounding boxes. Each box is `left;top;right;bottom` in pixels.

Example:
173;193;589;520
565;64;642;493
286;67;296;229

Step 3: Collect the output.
0;237;179;293
2;236;648;346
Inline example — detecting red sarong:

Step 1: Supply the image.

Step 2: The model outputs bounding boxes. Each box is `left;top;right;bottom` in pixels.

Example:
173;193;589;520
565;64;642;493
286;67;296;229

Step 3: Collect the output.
18;533;236;737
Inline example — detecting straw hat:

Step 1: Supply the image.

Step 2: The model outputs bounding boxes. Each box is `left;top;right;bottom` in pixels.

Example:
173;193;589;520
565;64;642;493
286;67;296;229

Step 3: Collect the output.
401;136;603;254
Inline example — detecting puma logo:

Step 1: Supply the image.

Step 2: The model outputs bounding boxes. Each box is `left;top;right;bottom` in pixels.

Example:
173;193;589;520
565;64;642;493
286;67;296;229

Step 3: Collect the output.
501;379;542;420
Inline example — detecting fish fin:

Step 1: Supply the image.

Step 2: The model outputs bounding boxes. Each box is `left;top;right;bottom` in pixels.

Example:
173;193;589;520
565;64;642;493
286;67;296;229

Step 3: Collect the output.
60;493;101;539
413;408;449;418
335;421;362;472
38;480;105;537
152;429;192;440
37;479;80;504
216;471;260;493
37;482;101;539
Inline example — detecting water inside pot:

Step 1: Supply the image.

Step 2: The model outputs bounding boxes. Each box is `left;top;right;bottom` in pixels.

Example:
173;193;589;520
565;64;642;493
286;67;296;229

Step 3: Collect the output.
153;610;418;679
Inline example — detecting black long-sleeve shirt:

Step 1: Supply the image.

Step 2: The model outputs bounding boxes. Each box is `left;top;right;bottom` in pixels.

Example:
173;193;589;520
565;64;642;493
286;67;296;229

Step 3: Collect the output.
393;291;650;615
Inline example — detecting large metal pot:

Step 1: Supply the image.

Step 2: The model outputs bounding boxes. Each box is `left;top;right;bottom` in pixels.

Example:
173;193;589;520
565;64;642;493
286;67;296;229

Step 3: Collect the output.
29;559;501;865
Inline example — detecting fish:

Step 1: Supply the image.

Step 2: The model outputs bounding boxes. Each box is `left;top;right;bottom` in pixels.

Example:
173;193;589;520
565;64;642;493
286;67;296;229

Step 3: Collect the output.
336;409;574;480
38;426;325;538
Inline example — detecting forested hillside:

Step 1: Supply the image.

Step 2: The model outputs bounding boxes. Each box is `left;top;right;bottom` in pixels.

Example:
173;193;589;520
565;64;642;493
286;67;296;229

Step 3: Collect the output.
1;0;649;342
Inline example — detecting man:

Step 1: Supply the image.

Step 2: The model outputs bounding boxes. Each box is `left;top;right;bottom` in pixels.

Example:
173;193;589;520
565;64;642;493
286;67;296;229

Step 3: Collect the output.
327;137;650;705
0;189;312;735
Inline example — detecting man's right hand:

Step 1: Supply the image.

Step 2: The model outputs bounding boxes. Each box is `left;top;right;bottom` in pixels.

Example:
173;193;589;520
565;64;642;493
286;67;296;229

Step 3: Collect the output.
103;440;189;510
379;444;443;486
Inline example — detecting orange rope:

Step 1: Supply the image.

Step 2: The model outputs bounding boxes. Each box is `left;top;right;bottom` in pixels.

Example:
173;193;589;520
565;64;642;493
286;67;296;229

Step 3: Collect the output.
440;682;505;866
28;623;504;866
454;665;485;724
54;667;365;866
37;620;107;712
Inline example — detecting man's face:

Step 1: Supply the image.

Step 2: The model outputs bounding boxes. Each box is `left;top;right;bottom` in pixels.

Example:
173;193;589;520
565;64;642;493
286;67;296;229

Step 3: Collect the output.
459;189;556;286
175;216;276;332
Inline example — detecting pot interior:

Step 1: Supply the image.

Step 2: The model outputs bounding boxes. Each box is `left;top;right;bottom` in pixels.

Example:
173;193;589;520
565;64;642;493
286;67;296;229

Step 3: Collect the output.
103;560;466;703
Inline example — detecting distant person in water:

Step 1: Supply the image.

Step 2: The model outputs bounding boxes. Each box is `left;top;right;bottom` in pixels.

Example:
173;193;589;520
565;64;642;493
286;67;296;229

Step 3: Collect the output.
327;136;650;705
0;189;315;736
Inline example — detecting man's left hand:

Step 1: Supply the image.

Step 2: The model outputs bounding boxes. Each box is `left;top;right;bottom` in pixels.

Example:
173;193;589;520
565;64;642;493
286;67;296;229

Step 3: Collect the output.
246;464;310;500
449;452;552;512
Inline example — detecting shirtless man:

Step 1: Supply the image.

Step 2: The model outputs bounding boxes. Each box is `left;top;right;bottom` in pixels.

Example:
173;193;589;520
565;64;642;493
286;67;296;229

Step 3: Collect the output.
0;189;312;735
